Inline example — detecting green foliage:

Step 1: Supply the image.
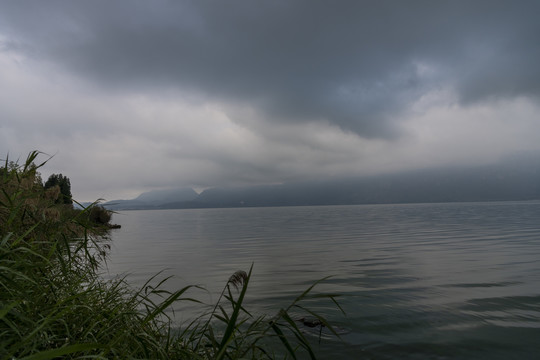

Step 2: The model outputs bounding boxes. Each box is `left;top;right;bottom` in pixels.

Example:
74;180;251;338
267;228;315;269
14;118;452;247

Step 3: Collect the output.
44;173;72;205
185;266;345;360
88;205;112;225
1;151;344;359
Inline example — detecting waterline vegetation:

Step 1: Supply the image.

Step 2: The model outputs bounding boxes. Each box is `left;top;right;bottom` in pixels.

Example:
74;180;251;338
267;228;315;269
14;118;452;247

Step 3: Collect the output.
1;151;344;359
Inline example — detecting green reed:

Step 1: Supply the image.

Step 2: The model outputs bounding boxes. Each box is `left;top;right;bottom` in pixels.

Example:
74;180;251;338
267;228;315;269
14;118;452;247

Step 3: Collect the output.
1;151;344;359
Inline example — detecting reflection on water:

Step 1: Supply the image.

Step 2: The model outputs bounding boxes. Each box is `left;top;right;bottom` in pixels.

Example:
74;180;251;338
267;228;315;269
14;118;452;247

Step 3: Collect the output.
106;201;540;359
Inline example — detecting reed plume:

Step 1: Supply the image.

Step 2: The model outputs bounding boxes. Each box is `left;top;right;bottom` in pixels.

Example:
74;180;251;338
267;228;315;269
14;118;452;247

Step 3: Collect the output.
227;269;248;290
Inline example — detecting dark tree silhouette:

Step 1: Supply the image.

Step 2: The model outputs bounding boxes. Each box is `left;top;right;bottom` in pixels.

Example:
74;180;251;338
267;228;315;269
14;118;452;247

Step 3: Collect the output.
44;173;72;204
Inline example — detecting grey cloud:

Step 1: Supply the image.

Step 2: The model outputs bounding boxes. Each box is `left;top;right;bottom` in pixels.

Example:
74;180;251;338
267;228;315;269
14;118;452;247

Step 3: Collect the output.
2;1;539;138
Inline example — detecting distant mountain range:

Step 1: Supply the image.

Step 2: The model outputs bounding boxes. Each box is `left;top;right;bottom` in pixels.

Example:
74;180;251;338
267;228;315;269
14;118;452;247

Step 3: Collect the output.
101;188;199;210
102;156;540;210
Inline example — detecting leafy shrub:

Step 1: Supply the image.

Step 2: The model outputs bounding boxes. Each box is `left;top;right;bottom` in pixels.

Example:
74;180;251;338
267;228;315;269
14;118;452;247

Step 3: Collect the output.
88;205;112;225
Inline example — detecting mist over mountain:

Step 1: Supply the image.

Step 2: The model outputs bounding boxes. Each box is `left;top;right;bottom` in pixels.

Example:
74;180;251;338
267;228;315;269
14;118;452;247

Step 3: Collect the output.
103;188;198;210
133;188;199;204
102;155;540;210
195;164;539;207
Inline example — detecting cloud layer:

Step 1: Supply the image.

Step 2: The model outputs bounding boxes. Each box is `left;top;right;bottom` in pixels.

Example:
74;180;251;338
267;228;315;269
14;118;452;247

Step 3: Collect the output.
1;1;540;201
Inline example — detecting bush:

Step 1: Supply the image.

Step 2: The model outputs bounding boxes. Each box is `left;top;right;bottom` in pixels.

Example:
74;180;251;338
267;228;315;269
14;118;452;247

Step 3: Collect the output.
88;205;112;225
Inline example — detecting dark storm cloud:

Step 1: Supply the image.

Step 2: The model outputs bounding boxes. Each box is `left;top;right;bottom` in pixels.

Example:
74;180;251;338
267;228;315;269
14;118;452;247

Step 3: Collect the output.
1;1;539;138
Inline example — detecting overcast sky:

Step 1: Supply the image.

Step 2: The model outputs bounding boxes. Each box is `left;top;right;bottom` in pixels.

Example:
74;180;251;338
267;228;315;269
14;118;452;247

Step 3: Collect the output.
1;1;540;201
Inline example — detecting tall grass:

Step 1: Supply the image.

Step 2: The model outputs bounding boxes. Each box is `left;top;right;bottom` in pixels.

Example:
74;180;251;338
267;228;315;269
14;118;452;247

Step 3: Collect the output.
1;151;344;359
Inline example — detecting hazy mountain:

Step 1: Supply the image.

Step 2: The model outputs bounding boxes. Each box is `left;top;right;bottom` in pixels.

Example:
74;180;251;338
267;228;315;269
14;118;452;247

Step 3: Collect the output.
133;188;199;204
103;155;540;210
103;187;198;210
191;155;540;207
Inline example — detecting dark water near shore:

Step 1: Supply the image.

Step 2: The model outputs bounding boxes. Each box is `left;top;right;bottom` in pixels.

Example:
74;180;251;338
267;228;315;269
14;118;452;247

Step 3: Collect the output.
105;201;540;359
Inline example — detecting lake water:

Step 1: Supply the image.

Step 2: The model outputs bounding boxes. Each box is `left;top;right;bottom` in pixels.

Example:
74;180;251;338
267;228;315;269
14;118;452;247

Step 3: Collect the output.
105;201;540;359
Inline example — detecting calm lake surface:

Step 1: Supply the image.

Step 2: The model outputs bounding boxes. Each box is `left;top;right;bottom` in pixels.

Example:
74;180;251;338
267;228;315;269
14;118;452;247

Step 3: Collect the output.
105;201;540;359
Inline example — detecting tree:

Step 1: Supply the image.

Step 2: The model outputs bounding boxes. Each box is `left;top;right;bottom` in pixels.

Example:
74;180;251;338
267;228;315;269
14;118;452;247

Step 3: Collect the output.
44;173;72;205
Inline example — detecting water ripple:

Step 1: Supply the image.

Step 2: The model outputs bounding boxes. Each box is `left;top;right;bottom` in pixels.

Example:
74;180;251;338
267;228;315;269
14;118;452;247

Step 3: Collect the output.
106;201;540;359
